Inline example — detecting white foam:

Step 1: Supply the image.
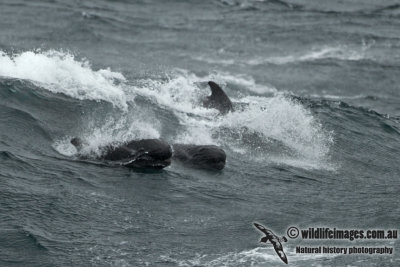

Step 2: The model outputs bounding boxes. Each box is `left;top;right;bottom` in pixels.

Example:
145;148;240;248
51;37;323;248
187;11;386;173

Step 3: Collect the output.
247;44;369;65
192;44;369;67
211;72;278;94
161;247;337;266
226;95;331;156
25;50;333;169
133;69;216;116
53;137;78;157
189;43;372;66
53;116;161;158
133;69;276;112
191;55;236;66
132;69;333;170
309;93;366;100
221;95;333;169
0;50;128;109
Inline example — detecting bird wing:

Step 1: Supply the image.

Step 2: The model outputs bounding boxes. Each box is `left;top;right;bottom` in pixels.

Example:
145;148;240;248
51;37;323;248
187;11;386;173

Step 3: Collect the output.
253;222;269;234
272;240;288;264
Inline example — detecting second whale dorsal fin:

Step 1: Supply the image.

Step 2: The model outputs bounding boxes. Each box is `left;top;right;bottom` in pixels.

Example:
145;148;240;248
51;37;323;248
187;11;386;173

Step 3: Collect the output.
204;81;233;114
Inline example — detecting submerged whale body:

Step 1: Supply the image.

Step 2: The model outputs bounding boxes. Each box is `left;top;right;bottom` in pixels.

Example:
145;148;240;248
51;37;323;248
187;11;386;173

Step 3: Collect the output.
71;138;227;170
71;138;172;169
203;81;233;114
172;144;226;170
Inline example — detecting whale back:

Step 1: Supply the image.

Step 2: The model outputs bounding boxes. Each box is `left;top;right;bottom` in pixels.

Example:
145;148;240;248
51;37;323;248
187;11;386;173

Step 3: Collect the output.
172;144;226;170
126;139;172;160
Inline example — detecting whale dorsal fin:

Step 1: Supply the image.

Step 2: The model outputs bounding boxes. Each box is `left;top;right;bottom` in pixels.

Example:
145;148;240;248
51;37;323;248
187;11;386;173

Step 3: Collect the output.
208;81;226;97
204;81;233;114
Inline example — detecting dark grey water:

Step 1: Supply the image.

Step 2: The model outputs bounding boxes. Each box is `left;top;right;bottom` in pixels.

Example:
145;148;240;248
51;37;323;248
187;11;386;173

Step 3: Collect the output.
0;0;399;266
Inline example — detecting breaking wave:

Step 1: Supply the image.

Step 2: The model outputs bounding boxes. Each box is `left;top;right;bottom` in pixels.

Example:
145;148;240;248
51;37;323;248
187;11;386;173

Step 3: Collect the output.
0;50;128;109
1;50;334;170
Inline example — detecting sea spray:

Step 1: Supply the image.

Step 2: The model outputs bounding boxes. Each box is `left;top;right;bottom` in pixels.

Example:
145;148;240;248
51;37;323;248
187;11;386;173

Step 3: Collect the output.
0;50;128;109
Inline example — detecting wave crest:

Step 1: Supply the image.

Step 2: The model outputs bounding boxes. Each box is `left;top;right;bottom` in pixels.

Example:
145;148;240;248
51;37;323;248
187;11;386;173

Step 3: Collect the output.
0;50;128;109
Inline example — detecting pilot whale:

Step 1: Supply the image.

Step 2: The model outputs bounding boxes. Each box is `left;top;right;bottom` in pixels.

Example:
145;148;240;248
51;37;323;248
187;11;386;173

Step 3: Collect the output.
202;81;233;114
172;144;226;170
70;137;172;169
70;138;226;170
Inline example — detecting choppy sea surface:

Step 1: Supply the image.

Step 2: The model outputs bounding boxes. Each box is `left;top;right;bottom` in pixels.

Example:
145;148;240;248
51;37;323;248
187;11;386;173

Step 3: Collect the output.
0;0;399;266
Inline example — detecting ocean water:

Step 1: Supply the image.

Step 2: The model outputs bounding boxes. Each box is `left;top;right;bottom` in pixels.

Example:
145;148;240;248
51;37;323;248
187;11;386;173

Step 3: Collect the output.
0;0;399;266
